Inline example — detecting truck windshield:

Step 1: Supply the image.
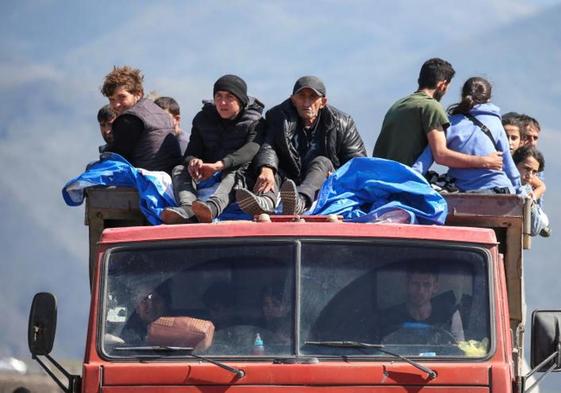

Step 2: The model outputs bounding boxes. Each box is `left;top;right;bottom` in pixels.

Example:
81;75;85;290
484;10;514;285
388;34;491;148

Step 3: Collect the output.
102;239;490;359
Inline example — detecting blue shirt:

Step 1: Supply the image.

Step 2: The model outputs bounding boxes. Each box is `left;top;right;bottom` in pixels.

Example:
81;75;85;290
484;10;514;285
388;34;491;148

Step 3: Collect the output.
413;103;521;193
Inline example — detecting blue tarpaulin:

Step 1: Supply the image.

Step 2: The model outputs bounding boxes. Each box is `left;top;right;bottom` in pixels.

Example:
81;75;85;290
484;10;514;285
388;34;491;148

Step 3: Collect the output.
62;153;250;224
62;153;176;225
311;157;448;225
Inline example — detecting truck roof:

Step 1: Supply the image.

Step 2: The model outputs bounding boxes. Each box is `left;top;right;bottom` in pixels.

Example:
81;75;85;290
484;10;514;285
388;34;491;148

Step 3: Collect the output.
98;219;498;246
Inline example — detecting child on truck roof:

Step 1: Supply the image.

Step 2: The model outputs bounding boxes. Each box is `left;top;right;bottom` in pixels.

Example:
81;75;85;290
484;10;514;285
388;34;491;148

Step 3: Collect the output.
160;74;265;224
513;145;550;237
501;112;522;155
101;66;182;174
97;104;115;153
154;96;189;156
413;77;520;194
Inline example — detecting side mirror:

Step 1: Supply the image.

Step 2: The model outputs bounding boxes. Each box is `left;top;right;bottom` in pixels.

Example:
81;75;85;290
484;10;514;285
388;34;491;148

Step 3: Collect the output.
28;292;57;356
531;310;561;371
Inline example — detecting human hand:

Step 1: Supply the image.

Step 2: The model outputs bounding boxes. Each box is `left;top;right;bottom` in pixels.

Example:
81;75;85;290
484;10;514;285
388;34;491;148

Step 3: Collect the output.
188;158;204;181
254;167;276;193
198;161;225;181
529;175;546;199
483;151;503;170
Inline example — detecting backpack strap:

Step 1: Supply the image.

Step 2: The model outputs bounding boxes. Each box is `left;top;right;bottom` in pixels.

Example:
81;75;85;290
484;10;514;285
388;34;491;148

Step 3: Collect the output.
465;114;500;151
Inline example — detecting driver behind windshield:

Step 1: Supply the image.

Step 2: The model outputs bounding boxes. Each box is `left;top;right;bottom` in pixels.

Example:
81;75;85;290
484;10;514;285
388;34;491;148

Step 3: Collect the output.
120;283;169;344
381;262;465;344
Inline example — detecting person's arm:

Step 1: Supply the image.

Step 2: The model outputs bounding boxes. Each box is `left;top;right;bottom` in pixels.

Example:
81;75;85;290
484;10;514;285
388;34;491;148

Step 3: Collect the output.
196;120;264;181
529;176;546;200
427;128;503;170
253;115;281;193
106;115;143;159
337;116;367;164
221;119;264;170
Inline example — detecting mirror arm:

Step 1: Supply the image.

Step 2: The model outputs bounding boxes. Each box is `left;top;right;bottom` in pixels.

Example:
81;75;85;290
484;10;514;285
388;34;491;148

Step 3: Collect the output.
33;355;80;393
523;346;560;393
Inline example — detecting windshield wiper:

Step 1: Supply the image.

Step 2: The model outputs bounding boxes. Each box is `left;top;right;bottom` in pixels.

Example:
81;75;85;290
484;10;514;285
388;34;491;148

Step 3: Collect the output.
115;346;245;378
305;340;437;380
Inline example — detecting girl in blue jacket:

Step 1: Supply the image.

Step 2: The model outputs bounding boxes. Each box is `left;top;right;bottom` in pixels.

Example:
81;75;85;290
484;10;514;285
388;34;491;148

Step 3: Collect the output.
413;77;521;193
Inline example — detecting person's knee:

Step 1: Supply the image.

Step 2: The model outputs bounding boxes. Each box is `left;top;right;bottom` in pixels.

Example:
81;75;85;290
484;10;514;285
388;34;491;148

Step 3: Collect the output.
172;164;186;177
309;155;334;172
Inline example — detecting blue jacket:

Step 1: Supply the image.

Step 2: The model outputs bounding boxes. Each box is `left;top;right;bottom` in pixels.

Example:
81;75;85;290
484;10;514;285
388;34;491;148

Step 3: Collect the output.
413;103;521;193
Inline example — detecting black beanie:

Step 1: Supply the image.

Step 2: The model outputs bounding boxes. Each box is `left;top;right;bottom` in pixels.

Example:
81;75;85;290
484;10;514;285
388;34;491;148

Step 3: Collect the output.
213;74;248;107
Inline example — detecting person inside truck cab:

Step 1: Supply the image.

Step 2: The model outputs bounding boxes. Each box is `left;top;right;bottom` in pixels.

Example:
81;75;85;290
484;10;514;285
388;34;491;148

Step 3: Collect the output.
260;284;291;346
120;284;169;344
100;65;182;174
160;74;265;224
380;263;464;345
202;281;239;330
235;75;367;216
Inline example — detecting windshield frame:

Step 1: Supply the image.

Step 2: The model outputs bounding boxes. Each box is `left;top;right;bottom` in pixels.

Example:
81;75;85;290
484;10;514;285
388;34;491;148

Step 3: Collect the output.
96;236;496;362
97;237;298;361
296;238;496;362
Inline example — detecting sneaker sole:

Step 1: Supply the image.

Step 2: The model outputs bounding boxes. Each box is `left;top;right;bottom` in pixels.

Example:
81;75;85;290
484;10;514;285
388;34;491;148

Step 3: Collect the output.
280;180;298;215
160;208;190;224
192;201;213;223
236;189;272;216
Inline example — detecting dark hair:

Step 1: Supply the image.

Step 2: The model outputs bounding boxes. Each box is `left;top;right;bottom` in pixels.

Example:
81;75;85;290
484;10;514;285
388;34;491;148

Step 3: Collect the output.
406;261;439;277
97;104;115;123
417;58;455;89
13;387;31;393
261;282;288;302
154;96;180;116
448;77;492;116
512;145;545;171
502;111;522;128
518;114;541;137
101;65;144;97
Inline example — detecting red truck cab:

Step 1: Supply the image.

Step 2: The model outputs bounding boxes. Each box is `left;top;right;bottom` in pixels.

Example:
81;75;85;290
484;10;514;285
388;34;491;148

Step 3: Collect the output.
28;190;561;393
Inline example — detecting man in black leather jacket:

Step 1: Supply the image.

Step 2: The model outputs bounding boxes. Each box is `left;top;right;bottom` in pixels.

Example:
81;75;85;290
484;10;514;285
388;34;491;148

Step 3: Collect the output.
236;76;366;216
161;75;264;224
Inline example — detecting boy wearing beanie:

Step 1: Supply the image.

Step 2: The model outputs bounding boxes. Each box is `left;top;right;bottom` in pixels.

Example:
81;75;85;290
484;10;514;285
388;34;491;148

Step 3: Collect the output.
161;75;264;223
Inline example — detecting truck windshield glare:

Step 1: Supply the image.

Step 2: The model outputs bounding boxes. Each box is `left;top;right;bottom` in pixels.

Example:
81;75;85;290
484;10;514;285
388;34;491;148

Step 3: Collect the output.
102;240;490;359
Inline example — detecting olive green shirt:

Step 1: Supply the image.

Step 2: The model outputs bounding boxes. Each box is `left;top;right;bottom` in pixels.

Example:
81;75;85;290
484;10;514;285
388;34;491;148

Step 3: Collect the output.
373;91;449;166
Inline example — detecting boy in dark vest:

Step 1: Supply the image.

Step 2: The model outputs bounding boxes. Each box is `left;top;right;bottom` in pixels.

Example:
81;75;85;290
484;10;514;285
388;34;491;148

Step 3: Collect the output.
101;66;181;174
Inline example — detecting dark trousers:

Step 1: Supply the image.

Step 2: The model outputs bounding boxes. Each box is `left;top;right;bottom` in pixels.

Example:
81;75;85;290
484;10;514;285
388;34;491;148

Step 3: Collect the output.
251;156;334;208
296;155;334;205
172;164;236;216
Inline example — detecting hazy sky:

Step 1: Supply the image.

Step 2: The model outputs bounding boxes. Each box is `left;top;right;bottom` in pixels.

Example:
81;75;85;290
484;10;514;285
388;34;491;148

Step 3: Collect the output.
1;1;560;390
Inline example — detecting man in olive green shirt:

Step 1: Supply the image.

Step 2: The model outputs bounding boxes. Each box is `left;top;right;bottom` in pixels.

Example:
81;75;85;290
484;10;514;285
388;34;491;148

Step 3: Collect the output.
373;58;503;171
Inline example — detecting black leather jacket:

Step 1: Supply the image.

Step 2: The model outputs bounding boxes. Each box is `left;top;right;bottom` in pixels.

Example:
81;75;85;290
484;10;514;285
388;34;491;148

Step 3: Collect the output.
254;98;366;180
